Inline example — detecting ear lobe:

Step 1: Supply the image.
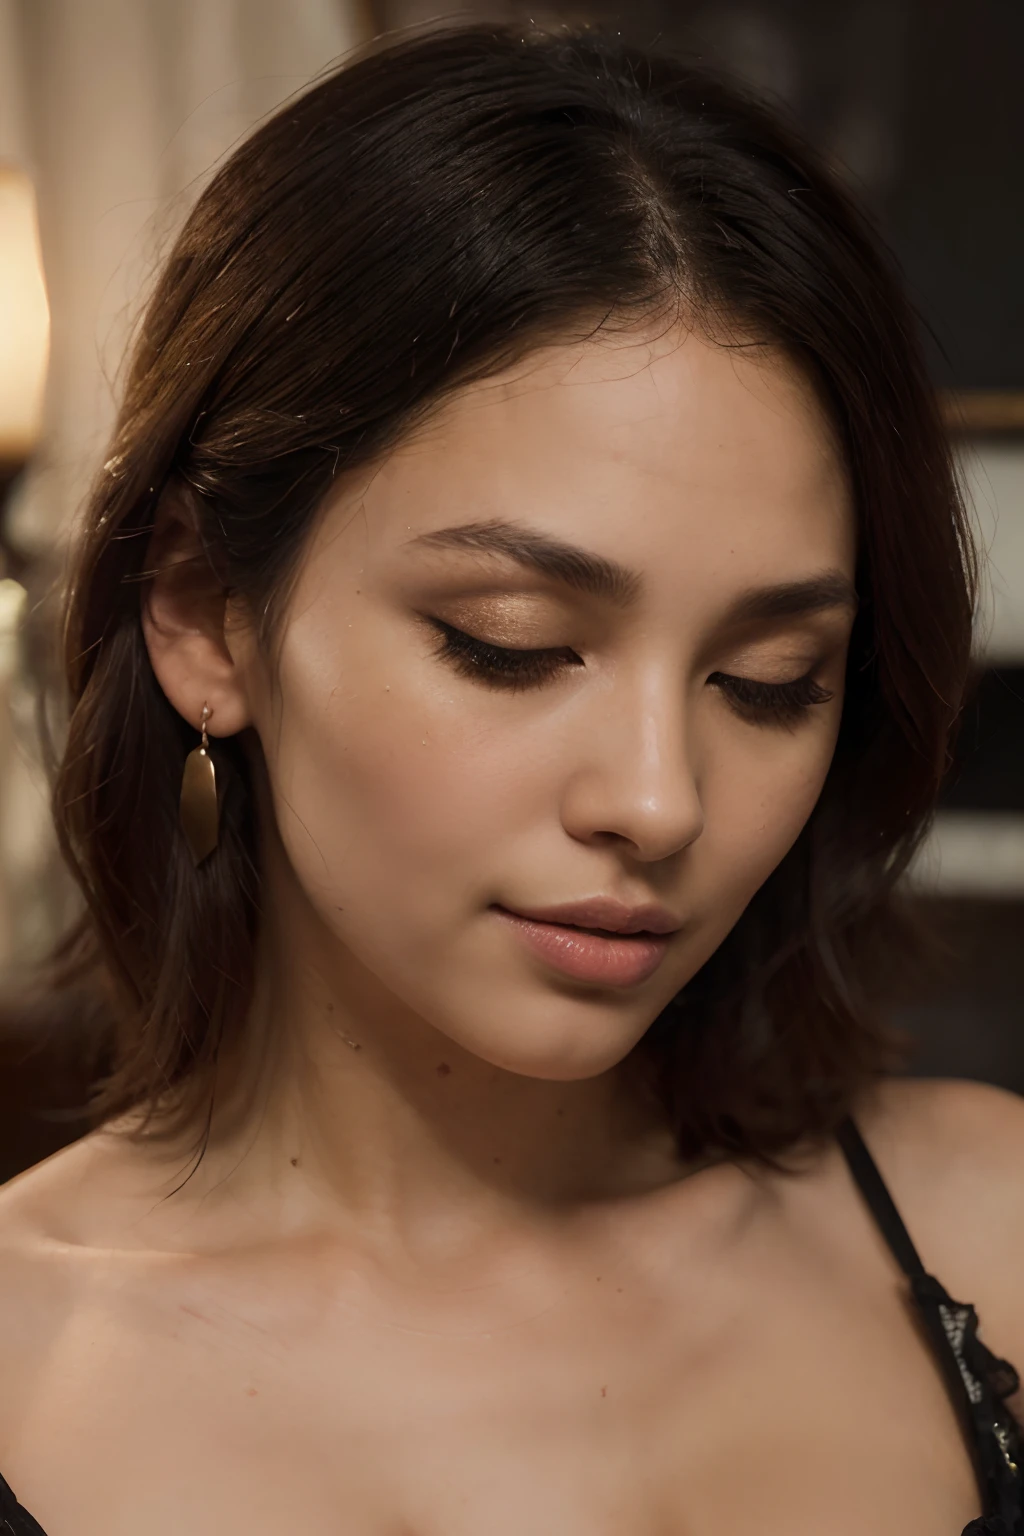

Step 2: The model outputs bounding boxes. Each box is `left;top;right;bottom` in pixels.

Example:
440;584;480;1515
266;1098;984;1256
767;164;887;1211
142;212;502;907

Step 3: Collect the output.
141;483;252;738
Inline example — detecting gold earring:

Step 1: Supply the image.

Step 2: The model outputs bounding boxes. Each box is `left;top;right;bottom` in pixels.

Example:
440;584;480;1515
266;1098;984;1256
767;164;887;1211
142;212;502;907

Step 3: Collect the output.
180;703;219;866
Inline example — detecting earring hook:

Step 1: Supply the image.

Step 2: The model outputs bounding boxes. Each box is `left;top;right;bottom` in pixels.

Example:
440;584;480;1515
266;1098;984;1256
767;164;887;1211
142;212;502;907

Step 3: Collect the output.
181;702;219;865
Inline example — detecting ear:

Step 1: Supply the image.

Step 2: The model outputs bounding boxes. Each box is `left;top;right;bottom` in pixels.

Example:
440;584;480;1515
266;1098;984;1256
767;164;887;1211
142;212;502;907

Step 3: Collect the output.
141;483;252;738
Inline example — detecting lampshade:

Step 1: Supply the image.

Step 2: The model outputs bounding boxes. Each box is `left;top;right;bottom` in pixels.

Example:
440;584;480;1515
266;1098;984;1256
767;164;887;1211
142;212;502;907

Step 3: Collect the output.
0;166;50;464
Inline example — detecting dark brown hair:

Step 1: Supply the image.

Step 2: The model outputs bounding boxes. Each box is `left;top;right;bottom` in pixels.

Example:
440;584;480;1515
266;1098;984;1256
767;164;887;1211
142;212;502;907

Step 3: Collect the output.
52;24;975;1159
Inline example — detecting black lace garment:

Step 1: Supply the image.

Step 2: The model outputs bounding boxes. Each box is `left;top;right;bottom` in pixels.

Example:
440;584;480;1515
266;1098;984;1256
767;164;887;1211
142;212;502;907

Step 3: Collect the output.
836;1119;1023;1535
1;1117;1021;1535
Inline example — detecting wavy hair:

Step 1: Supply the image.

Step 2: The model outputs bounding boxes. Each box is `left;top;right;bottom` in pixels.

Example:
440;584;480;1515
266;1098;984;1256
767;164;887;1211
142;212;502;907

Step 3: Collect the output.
51;24;975;1159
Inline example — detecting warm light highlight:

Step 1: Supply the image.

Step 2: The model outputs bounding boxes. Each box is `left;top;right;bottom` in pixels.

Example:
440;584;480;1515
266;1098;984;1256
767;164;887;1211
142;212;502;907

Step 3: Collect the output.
0;165;50;462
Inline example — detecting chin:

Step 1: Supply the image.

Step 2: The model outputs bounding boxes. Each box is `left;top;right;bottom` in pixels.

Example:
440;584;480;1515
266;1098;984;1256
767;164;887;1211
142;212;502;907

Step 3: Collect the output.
450;1010;649;1083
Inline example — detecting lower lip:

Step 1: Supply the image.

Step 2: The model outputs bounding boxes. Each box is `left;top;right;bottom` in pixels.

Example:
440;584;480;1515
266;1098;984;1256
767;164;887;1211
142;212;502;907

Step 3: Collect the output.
493;908;672;987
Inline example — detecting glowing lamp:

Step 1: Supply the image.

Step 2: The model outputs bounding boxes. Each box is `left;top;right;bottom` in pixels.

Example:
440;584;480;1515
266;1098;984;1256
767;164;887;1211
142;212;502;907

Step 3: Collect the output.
0;166;49;469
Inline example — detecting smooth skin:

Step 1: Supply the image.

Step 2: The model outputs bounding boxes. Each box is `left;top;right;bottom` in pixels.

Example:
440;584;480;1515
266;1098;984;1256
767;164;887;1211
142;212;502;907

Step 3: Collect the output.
1;326;1023;1535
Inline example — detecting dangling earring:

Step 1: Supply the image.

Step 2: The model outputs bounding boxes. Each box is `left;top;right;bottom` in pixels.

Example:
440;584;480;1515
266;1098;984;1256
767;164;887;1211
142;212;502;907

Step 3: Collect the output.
180;703;219;866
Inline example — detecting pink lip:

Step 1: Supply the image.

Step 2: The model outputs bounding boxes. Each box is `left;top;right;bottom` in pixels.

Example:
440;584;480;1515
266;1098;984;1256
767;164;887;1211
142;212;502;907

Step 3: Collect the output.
504;897;682;936
493;902;677;987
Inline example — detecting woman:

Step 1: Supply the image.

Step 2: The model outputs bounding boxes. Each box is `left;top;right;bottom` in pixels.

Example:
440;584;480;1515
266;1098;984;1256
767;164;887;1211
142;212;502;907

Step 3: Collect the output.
0;24;1021;1536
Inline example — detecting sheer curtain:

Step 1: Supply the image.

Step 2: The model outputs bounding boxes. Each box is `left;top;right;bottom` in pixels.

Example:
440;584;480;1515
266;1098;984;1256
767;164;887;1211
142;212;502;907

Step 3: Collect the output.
0;0;368;973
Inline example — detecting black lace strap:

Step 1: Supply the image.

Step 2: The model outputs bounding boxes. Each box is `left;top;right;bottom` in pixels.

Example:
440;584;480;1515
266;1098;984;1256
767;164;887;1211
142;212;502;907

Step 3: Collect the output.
0;1470;48;1536
837;1115;1024;1532
836;1115;927;1279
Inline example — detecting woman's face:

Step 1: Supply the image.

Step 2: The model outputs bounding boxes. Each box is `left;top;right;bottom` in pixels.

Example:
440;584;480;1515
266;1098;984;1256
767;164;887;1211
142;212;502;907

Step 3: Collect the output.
234;326;856;1080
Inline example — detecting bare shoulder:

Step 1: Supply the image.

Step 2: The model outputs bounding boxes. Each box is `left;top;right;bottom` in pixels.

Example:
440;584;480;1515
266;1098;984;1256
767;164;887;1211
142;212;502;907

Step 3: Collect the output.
0;1141;97;1444
0;1131;128;1286
0;1129;134;1247
852;1076;1024;1359
0;1120;192;1274
0;1132;160;1436
859;1075;1024;1198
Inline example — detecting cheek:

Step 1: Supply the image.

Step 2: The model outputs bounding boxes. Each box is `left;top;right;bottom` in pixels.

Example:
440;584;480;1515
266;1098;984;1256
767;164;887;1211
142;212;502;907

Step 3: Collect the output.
259;622;528;949
696;710;841;917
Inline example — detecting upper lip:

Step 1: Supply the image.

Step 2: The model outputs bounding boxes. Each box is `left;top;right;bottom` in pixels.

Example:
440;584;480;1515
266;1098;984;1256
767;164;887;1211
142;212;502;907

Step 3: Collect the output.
498;897;682;936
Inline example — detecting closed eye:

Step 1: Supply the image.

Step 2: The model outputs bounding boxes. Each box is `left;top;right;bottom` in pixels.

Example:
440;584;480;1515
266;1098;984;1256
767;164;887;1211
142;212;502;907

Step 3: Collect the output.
425;617;583;690
425;617;834;724
708;670;834;725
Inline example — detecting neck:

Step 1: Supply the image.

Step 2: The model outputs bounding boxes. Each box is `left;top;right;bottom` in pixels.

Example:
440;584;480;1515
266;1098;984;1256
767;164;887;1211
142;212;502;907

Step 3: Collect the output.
160;867;682;1255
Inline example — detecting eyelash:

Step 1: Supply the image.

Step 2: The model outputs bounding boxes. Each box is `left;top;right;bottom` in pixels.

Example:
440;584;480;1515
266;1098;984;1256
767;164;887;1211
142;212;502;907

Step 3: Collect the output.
427;618;584;692
704;670;834;724
426;619;834;723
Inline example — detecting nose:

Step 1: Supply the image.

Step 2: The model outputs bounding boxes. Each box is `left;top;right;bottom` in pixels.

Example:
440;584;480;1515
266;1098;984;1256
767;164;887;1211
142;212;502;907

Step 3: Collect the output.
559;669;705;864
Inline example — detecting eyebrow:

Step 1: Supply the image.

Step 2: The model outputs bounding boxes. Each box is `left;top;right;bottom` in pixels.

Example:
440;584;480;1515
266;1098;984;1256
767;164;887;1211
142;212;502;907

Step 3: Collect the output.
407;517;857;621
724;572;859;625
407;518;641;607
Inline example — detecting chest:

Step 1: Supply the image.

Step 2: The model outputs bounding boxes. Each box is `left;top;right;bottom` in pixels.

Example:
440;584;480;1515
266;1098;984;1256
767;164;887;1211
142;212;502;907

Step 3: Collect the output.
2;1254;982;1536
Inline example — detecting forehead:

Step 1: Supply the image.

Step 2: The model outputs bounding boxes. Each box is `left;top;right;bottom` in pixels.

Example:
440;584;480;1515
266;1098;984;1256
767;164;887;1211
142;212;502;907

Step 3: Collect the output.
337;325;854;598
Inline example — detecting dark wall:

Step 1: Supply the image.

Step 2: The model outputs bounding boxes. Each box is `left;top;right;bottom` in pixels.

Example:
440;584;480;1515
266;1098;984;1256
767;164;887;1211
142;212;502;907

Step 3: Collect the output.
0;1014;92;1184
898;898;1024;1090
377;0;1024;391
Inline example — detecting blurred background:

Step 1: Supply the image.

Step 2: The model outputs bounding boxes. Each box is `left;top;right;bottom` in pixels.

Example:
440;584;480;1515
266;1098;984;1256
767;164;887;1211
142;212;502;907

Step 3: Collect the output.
0;0;1020;1180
